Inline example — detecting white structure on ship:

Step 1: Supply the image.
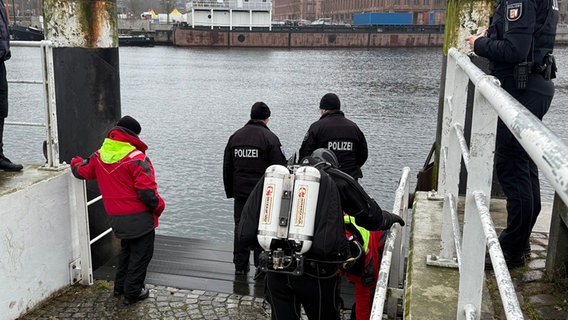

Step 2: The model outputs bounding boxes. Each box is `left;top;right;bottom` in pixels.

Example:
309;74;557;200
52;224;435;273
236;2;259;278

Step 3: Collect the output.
186;0;272;30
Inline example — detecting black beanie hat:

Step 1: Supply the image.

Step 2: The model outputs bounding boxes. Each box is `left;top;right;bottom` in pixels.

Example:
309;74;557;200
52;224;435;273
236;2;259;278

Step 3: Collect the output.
250;102;271;120
117;115;141;135
319;93;341;110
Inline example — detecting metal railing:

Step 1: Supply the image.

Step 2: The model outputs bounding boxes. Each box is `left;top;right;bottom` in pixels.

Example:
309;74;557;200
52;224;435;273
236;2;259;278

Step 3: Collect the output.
190;0;272;10
370;167;410;319
86;194;113;246
9;42;117;281
7;40;61;169
430;47;568;319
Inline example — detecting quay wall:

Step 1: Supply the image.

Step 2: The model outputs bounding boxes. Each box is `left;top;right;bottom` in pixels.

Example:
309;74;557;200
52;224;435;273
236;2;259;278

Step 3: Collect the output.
173;28;445;48
120;20;568;47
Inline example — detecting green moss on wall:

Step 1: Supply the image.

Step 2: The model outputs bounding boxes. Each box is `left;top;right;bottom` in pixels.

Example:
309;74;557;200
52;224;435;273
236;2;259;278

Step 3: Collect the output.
43;0;117;47
443;0;495;55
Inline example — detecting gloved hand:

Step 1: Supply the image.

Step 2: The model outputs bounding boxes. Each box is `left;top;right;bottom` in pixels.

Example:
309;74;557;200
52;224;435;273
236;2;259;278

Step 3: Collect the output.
379;211;405;230
70;156;84;167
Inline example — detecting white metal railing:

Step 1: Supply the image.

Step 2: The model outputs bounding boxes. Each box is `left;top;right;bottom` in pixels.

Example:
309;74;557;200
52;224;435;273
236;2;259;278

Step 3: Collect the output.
430;47;568;319
85;194;113;246
370;166;410;320
7;40;61;169
190;0;272;10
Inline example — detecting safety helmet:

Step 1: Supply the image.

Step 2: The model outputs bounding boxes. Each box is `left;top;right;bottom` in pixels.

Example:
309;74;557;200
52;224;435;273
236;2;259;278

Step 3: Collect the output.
310;148;339;168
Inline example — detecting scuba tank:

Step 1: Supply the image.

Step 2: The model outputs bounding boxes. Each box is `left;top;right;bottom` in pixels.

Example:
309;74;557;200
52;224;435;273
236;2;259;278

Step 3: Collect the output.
257;165;292;251
288;166;320;254
256;164;321;274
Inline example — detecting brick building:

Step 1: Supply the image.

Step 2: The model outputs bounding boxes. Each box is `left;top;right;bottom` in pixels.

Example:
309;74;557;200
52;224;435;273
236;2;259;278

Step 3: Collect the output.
272;0;447;24
273;0;568;26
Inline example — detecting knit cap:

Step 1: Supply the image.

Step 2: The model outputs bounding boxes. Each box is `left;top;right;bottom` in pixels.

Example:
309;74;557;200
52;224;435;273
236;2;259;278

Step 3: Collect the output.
250;102;271;120
117;115;141;135
319;93;341;110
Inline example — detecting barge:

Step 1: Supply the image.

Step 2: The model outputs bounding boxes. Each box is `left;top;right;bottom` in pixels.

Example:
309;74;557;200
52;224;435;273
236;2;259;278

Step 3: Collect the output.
172;24;445;48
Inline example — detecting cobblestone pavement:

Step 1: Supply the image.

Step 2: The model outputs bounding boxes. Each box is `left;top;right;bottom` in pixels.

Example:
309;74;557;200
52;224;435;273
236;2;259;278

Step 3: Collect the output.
17;281;353;320
19;281;272;320
486;232;568;320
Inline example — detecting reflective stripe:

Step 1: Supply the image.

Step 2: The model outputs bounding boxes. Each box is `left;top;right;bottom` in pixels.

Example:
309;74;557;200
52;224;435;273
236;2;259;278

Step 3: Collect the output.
288;233;314;241
258;230;278;237
128;150;144;159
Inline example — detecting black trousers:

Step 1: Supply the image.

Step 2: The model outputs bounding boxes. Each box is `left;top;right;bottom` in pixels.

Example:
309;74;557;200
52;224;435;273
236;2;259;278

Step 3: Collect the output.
114;229;155;299
495;85;553;257
0;61;8;155
233;196;261;270
265;268;342;320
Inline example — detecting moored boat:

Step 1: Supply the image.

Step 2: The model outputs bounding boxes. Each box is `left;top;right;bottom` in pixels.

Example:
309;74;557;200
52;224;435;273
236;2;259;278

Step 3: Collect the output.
10;24;44;41
118;34;155;47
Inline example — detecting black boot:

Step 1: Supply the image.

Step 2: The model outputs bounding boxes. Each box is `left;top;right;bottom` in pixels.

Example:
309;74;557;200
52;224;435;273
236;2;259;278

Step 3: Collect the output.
0;156;23;171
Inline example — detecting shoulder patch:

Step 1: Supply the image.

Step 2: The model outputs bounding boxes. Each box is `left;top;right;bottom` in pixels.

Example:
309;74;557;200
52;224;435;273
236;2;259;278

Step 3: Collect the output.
507;2;522;21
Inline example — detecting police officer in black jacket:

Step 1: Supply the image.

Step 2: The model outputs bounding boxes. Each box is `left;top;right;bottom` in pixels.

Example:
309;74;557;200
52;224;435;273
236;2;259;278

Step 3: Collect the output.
237;149;404;320
299;93;368;180
0;1;23;172
466;0;559;269
223;102;287;277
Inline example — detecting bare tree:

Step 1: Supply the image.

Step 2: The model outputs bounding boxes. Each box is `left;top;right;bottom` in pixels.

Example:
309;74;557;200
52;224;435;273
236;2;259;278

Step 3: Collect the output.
124;0;155;16
158;0;176;23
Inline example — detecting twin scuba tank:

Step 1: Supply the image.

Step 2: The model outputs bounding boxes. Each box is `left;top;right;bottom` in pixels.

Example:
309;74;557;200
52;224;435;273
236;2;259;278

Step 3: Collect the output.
257;164;321;275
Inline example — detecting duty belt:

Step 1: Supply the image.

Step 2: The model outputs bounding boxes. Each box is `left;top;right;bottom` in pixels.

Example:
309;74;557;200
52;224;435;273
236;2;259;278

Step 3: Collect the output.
492;63;541;79
493;54;556;81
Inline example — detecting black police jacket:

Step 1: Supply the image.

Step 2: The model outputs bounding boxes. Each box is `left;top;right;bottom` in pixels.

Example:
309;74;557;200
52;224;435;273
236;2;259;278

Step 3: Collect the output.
0;2;10;63
299;110;368;179
223;120;286;199
474;0;558;87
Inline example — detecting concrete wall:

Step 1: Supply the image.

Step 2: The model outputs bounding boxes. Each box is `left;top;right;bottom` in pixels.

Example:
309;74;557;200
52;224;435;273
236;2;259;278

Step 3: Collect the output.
0;169;88;320
118;19;152;32
173;28;445;48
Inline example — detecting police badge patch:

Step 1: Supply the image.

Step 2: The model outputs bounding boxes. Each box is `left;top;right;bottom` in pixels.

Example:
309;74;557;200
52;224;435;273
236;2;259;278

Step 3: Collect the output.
507;3;522;21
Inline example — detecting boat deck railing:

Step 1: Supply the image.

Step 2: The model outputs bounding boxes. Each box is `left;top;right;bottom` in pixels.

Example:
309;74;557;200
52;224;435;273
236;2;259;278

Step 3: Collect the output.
189;0;272;11
430;47;568;319
7;40;61;169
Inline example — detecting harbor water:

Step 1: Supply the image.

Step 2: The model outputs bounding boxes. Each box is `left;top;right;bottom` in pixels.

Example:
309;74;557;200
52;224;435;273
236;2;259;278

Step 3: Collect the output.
5;45;568;241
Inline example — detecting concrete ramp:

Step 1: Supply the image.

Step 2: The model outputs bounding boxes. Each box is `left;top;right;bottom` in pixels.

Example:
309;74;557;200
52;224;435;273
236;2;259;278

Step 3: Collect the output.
405;191;497;319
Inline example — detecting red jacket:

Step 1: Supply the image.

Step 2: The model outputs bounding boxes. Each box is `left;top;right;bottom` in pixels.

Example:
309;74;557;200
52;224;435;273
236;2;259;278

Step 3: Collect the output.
343;218;385;320
71;127;165;239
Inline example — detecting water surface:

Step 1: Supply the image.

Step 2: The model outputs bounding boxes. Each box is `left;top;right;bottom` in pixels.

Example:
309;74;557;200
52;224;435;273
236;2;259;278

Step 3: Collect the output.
5;45;568;241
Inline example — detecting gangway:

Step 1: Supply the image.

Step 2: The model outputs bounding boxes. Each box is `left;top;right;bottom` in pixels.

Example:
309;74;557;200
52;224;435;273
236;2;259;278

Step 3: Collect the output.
397;48;568;320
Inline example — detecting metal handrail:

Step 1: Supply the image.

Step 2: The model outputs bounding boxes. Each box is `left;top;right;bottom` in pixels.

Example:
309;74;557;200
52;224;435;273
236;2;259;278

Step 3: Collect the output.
474;191;523;319
6;40;61;169
370;167;410;319
89;227;113;245
85;194;113;245
434;47;568;319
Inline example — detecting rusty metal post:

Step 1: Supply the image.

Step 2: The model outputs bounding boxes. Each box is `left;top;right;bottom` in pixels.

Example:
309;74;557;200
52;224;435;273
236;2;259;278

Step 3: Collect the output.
43;0;121;270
